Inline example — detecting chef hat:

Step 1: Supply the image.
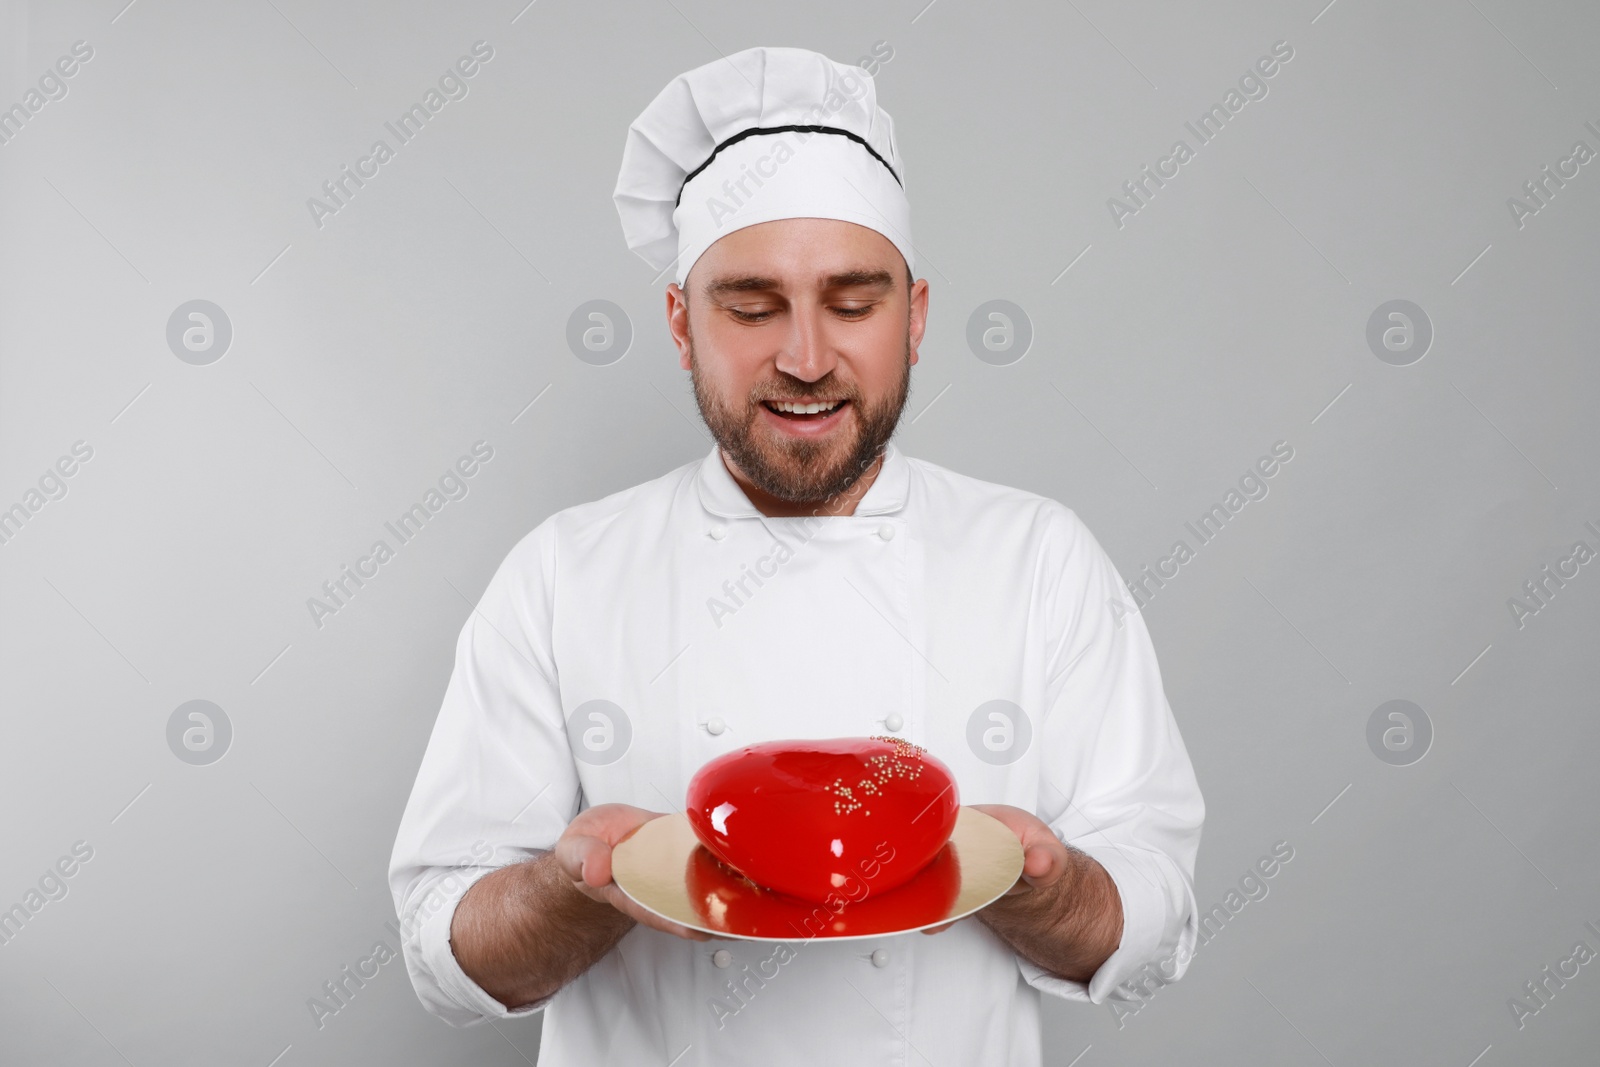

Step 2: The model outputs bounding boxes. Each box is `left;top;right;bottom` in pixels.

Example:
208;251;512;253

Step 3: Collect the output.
613;46;914;285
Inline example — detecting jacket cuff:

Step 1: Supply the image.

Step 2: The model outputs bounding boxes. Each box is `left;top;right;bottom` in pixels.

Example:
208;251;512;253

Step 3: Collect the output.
417;868;555;1022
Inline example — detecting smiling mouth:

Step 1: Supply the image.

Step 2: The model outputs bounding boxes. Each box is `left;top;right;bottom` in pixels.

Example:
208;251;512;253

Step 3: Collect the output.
761;398;850;422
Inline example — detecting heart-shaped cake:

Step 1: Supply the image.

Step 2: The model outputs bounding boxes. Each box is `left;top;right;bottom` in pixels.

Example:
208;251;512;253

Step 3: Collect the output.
685;736;960;904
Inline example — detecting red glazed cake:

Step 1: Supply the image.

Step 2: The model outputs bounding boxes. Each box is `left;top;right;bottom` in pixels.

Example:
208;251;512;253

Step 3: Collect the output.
685;736;960;904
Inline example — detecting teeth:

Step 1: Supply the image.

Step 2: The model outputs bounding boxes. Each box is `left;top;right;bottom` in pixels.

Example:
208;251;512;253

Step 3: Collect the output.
770;400;841;414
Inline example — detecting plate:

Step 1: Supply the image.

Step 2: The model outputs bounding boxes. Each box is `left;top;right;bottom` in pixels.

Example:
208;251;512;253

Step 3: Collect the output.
611;807;1024;941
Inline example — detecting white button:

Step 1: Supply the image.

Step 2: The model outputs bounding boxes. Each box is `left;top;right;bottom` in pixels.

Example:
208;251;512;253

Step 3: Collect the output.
713;949;733;968
871;949;890;968
706;716;726;736
876;523;895;541
708;524;726;541
884;713;904;733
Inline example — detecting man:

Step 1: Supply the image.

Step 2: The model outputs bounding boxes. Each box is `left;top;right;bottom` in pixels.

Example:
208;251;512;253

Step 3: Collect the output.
389;46;1204;1065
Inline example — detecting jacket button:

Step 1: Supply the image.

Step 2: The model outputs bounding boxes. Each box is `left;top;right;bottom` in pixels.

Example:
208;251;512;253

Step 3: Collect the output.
713;949;733;968
876;523;895;541
883;713;904;733
871;949;890;968
708;524;726;541
706;716;726;736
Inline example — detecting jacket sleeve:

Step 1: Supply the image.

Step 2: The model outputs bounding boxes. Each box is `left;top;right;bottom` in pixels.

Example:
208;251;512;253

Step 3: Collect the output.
1015;504;1205;1006
386;520;581;1026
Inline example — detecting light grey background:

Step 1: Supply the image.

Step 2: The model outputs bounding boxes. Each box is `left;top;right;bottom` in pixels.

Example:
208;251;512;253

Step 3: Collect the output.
2;0;1597;1063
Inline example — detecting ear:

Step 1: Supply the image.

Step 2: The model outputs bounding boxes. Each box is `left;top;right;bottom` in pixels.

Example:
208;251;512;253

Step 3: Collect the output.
907;277;929;367
666;283;692;370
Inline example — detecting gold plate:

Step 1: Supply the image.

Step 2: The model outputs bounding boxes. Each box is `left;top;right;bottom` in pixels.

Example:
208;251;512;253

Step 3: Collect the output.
611;807;1024;941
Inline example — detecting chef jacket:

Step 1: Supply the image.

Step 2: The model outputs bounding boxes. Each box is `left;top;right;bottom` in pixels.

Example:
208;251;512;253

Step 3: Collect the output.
388;441;1204;1066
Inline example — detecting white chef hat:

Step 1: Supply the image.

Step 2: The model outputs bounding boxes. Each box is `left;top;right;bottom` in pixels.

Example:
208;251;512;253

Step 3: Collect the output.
613;46;913;285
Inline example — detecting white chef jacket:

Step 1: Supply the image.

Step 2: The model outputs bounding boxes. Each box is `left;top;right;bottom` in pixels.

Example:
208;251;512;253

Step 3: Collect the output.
388;441;1204;1066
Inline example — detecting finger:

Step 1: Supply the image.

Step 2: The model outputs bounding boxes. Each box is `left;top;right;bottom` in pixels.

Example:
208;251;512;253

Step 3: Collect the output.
555;834;611;888
606;804;668;838
579;839;614;888
1000;845;1066;896
552;833;586;881
1022;844;1071;887
1023;844;1058;881
569;803;661;845
973;804;1059;862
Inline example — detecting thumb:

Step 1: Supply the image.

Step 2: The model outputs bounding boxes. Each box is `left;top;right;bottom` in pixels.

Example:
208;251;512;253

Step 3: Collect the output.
1023;844;1058;881
557;834;612;888
1006;844;1063;894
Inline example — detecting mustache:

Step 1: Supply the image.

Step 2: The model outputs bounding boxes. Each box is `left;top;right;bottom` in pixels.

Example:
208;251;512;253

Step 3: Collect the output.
750;378;858;404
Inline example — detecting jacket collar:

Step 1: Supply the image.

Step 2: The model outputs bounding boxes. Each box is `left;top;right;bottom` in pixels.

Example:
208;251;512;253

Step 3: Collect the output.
695;441;910;518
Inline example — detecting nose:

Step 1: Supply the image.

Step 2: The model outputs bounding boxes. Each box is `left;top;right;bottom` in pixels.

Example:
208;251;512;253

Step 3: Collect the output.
773;301;838;383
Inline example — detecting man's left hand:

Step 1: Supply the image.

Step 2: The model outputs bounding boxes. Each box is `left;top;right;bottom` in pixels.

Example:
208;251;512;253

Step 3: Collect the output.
920;803;1069;934
919;803;1123;984
974;803;1074;896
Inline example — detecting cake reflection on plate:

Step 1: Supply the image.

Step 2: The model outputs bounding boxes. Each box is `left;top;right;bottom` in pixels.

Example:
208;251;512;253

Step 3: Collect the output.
686;838;963;939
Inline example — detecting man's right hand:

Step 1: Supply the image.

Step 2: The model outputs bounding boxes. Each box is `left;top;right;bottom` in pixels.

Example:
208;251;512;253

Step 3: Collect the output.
452;802;711;1009
553;803;711;941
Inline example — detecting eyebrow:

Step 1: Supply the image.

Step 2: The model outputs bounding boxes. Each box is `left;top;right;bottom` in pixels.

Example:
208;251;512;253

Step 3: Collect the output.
703;269;897;298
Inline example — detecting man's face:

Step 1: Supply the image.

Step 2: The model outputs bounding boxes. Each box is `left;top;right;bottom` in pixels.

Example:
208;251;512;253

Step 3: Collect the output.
666;218;929;505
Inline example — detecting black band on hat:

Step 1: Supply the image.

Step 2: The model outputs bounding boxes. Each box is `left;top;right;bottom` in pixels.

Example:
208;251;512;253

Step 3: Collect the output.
674;125;902;207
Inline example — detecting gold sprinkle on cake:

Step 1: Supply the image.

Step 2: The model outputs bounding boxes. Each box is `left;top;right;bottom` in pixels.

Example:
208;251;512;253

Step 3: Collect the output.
824;736;929;818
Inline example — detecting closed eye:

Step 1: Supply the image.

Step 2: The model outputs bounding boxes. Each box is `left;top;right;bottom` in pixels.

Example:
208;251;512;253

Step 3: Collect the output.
833;304;875;319
724;303;879;323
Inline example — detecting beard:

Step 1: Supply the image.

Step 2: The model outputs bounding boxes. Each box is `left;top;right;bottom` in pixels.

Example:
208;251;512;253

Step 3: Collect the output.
689;338;912;505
